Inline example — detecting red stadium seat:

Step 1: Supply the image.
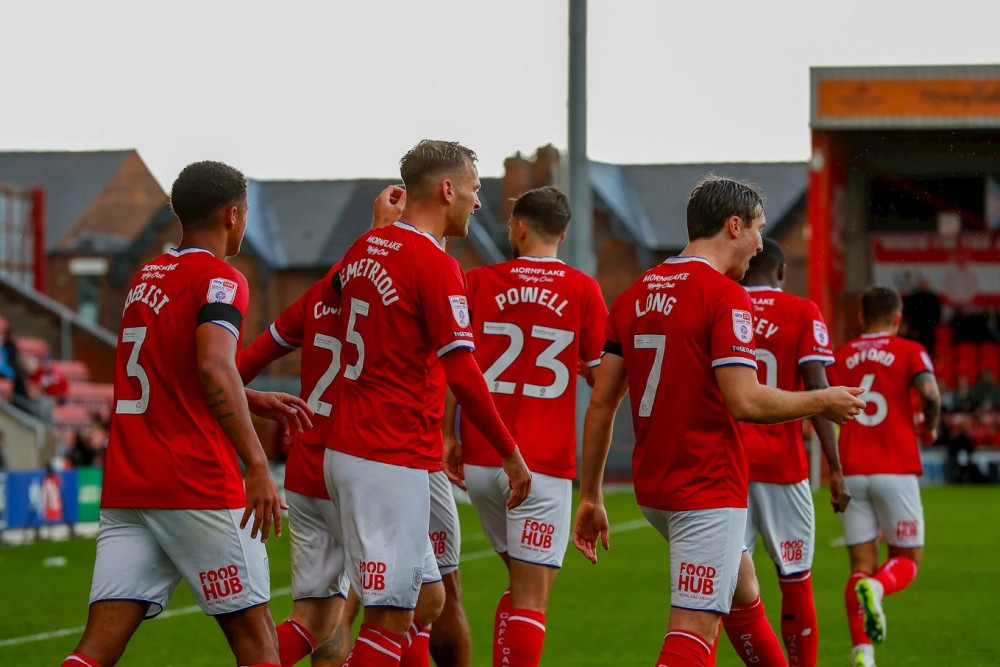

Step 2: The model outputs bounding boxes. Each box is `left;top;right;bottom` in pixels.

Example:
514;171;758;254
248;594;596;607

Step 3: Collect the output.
935;325;953;348
51;404;93;429
65;382;114;414
16;336;50;360
50;360;90;383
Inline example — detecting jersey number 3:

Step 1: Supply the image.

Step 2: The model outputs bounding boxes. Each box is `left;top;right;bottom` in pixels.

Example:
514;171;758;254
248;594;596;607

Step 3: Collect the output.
115;326;150;415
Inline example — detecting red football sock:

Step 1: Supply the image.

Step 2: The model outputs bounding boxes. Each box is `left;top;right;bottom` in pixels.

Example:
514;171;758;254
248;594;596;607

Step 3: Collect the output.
61;654;102;667
500;609;546;667
874;556;918;596
845;571;870;648
399;619;431;667
779;571;818;667
656;630;711;667
245;664;282;666
722;596;787;666
276;618;316;667
705;635;718;667
344;624;404;667
493;588;511;666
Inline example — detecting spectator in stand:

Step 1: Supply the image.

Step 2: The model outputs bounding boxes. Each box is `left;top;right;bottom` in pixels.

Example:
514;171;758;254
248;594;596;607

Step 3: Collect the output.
971;368;1000;411
0;326;29;405
944;416;986;484
903;279;941;354
954;375;977;413
30;355;69;404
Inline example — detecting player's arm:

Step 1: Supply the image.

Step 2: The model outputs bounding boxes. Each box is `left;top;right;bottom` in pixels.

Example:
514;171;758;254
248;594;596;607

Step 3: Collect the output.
715;364;865;424
800;361;850;512
573;350;628;564
913;370;941;442
442;388;465;489
238;330;295;384
196;323;283;543
439;348;530;508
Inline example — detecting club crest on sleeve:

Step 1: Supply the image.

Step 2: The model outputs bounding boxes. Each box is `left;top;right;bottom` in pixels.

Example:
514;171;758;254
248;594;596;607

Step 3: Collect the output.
449;295;470;328
412;567;423;591
732;309;753;343
813;320;830;347
208;277;238;305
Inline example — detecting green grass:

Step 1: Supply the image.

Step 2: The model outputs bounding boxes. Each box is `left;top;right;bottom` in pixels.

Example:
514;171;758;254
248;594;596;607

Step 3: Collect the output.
1;486;998;665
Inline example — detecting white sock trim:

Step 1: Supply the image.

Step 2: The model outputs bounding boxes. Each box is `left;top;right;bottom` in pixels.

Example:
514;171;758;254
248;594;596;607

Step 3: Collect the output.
665;630;712;653
357;636;401;659
508;615;546;633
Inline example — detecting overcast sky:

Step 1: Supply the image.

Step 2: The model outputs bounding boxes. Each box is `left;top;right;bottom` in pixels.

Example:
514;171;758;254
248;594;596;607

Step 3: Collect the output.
2;0;998;187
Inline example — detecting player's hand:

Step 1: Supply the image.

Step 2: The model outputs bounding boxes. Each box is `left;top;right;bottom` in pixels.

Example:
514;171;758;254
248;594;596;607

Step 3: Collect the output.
242;462;285;543
919;425;939;445
245;389;315;433
577;359;596;388
372;185;406;229
501;447;532;510
572;499;610;564
819;386;866;424
829;468;851;513
443;434;466;490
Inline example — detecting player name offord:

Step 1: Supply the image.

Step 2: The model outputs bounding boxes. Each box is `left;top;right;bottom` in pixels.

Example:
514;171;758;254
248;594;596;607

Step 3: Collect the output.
340;256;399;306
494;287;568;316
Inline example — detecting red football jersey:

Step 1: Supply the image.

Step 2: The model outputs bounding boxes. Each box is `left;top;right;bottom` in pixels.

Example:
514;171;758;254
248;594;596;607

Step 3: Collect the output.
259;265;341;499
606;257;758;511
832;333;933;476
459;256;607;478
103;248;249;510
327;222;474;470
740;287;834;484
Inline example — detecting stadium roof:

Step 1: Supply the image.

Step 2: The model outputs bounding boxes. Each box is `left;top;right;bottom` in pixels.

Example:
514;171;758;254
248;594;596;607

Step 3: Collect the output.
0;150;137;252
589;160;809;251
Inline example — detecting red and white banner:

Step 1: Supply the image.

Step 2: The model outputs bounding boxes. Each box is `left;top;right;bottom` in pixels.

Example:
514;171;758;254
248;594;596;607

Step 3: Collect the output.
870;232;1000;306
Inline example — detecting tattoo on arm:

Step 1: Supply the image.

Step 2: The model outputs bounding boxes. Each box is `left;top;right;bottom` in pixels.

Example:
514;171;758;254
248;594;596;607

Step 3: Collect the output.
206;387;234;421
917;372;941;430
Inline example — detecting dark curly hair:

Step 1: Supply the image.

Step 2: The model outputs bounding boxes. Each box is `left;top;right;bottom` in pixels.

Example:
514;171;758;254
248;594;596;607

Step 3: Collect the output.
170;161;247;229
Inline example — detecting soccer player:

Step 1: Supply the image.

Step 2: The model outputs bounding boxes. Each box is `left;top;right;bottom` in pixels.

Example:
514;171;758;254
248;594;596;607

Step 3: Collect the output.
62;161;313;667
738;237;849;667
830;287;940;667
325;140;532;667
572;175;866;667
445;185;607;667
237;185;407;667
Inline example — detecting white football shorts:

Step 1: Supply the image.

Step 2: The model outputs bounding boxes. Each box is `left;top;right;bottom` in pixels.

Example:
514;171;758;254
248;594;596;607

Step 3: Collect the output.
428;470;461;575
465;465;572;568
324;449;438;609
640;506;746;614
839;474;924;548
745;479;815;576
286;490;350;601
90;507;270;617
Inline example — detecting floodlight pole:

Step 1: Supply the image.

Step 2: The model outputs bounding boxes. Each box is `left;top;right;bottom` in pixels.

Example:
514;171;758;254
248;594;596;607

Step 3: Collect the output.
568;0;596;463
567;0;593;276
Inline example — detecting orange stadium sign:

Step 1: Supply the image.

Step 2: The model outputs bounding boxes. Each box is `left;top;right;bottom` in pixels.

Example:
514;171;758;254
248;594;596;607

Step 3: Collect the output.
818;78;1000;120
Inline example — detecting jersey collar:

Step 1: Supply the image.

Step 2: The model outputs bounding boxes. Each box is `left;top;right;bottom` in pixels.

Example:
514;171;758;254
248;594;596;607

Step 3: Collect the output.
664;255;713;267
393;221;445;251
519;256;565;264
168;247;213;257
861;331;892;338
744;285;782;293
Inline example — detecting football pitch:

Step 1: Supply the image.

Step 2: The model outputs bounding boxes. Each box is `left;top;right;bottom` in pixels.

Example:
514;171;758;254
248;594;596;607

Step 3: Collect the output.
1;485;997;666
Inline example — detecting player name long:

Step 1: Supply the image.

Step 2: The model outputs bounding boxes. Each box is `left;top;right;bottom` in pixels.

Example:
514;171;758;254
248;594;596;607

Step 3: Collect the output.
122;281;170;315
635;293;677;317
340;257;399;305
494;287;568;315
